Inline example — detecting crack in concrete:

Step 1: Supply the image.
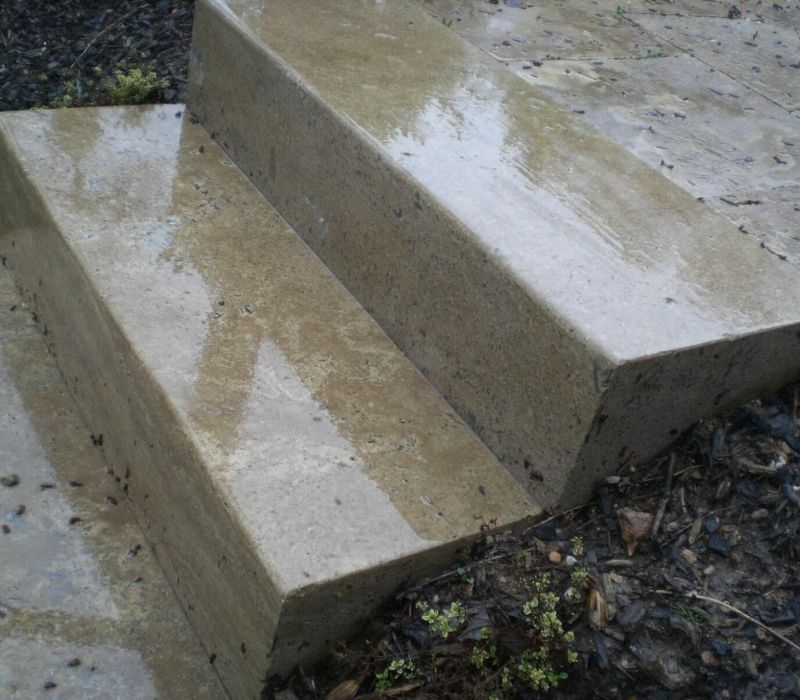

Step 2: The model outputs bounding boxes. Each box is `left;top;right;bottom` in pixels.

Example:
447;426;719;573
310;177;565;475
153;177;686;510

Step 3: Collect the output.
622;16;797;114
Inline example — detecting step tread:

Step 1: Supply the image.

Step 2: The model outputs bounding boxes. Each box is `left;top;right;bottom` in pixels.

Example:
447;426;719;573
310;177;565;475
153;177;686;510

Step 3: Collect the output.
0;105;538;594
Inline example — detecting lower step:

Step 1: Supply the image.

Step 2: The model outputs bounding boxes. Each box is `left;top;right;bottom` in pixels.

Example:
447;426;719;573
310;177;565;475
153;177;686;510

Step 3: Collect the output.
0;105;540;698
0;269;225;699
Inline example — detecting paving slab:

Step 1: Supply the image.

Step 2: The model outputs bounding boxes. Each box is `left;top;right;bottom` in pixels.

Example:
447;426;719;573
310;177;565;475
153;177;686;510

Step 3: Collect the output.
0;105;538;698
418;1;800;291
0;270;225;699
707;186;800;267
635;13;800;109
421;0;673;60
615;0;800;21
188;0;800;511
510;54;800;198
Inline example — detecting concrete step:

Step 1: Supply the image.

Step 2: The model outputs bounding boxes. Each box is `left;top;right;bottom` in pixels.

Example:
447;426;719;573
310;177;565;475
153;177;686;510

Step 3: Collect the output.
0;105;540;698
187;0;800;508
0;269;226;699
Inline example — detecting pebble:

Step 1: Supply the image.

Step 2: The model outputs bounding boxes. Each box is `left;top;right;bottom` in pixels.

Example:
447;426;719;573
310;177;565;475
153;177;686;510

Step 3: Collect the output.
707;532;732;557
701;650;717;665
564;555;578;567
605;475;621;485
681;548;698;564
750;508;769;520
710;639;732;657
547;551;562;564
0;473;20;487
532;520;557;541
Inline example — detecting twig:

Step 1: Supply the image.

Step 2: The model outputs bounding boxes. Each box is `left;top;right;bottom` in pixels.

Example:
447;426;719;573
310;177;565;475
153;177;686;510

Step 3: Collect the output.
650;452;675;539
781;483;800;512
400;503;592;594
734;456;780;477
659;508;721;546
68;5;144;71
656;589;800;653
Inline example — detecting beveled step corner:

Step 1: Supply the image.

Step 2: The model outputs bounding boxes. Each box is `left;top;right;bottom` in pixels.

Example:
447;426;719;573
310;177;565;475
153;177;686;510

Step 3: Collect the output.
187;0;800;507
0;105;540;699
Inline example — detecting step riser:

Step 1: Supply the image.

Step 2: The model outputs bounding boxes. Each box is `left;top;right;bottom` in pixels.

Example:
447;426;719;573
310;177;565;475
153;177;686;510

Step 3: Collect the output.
188;0;800;506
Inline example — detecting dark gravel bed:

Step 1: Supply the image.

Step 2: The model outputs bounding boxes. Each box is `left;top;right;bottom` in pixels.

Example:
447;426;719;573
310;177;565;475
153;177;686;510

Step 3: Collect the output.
0;0;194;110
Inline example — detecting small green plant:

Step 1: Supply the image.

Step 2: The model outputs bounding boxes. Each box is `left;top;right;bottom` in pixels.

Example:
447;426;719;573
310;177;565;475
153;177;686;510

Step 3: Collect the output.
418;600;467;638
570;567;589;588
616;5;626;15
644;50;667;59
517;648;568;691
400;569;582;697
110;68;168;105
470;642;499;669
674;603;710;628
457;566;475;585
570;536;585;558
511;574;578;691
51;79;87;108
374;658;416;691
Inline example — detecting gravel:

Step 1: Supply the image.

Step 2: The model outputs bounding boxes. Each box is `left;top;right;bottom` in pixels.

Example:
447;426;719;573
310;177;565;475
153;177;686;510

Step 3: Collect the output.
0;0;194;111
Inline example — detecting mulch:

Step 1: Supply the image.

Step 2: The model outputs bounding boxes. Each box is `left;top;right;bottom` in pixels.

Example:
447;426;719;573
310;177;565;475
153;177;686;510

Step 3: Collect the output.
0;0;194;110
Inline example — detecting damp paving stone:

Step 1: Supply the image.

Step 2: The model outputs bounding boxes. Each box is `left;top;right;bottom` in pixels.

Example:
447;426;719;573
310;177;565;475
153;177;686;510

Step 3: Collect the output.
508;54;800;199
420;0;672;61
707;186;800;269
0;269;225;699
635;13;800;110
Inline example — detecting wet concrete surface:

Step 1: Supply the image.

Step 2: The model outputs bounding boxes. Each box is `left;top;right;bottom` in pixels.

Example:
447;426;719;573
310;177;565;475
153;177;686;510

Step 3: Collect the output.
0;269;226;699
423;0;799;267
189;0;800;513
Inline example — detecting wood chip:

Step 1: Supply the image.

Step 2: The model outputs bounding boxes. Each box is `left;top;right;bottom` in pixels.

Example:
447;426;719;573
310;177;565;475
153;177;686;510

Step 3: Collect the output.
325;679;360;700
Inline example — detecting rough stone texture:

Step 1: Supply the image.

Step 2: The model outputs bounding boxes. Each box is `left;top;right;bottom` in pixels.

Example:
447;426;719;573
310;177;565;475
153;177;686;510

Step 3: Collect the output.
707;186;800;269
0;105;539;698
635;13;800;110
511;55;799;200
421;0;674;61
0;269;225;699
188;0;800;510
423;0;800;261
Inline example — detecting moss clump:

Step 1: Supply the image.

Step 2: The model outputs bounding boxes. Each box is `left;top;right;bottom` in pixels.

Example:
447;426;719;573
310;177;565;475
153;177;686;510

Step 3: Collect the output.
109;68;168;105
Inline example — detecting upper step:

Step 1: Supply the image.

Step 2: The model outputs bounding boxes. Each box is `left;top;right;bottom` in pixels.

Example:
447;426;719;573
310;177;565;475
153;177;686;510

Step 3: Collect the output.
188;0;800;506
0;105;539;699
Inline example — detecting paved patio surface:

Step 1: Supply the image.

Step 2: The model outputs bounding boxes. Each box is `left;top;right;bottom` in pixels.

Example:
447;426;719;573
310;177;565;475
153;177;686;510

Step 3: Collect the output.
424;0;799;266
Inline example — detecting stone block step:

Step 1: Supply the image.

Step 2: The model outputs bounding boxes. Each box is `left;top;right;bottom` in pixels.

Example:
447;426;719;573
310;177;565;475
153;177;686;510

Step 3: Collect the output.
188;0;800;508
0;105;539;699
0;268;225;699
